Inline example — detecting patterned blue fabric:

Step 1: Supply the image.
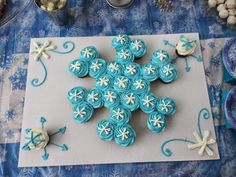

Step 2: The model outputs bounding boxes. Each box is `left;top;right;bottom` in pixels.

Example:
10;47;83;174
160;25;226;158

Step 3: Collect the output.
0;0;236;176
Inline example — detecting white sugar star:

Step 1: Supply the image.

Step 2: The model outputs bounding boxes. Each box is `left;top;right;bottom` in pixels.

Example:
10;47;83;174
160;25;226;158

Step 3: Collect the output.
88;91;99;102
163;65;174;76
124;93;136;105
82;48;93;58
105;91;116;102
145;65;155;75
70;61;81;72
159;100;172;112
126;65;136;75
119;50;129;59
134;80;144;89
115;77;128;88
150;116;164;127
69;90;83;101
156;51;167;61
132;40;142;50
98;77;109;86
31;41;56;61
74;107;86;117
117;128;129;140
112;108;124;120
116;35;126;44
91;61;102;71
142;96;154;107
109;63;119;72
98;123;111;135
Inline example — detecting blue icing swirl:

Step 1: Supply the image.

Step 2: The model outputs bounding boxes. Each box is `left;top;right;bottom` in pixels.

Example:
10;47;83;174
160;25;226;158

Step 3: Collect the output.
103;89;120;108
129;39;147;58
139;93;158;114
124;62;141;78
109;106;132;126
96;74;113;91
115;49;135;64
96;119;115;141
113;75;131;92
157;97;176;116
131;78;150;95
147;112;167;133
68;59;89;78
159;64;178;83
115;124;136;147
121;91;139;111
80;46;99;61
141;62;159;82
112;34;130;50
86;88;103;108
67;86;87;104
72;102;94;123
151;49;171;67
89;58;107;78
107;61;123;76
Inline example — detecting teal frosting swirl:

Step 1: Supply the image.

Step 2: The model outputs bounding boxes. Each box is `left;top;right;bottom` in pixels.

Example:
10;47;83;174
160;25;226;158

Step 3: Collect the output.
147;112;167;133
139;93;158;114
80;46;99;61
124;62;141;78
114;75;131;92
109;106;132;125
103;89;120;108
68;59;89;78
151;49;171;67
131;78;150;95
112;34;130;50
157;97;176;116
67;86;87;105
115;49;135;64
96;74;113;91
115;124;136;147
72;102;94;123
141;62;159;82
89;58;107;78
86;88;103;108
121;91;139;111
159;64;178;83
129;39;147;58
96;119;115;141
107;61;123;76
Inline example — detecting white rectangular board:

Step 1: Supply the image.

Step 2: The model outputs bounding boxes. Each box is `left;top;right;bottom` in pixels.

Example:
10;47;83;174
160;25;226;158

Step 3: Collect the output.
19;33;219;167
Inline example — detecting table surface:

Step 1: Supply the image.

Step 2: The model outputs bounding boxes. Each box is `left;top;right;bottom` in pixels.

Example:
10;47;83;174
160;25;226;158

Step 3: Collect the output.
0;0;236;177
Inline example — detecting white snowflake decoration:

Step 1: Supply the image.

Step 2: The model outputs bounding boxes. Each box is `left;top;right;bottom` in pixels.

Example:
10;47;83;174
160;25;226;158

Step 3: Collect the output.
97;123;111;135
117;128;129;140
31;41;56;61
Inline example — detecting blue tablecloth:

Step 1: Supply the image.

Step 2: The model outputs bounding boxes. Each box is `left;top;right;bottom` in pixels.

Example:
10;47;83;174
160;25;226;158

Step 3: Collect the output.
0;0;236;176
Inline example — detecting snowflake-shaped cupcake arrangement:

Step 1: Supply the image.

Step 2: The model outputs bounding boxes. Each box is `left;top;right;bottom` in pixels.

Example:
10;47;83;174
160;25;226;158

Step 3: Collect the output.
67;35;178;147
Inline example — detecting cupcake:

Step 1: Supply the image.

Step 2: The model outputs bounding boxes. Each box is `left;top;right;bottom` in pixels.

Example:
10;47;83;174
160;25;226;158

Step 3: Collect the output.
96;74;113;91
110;106;132;126
103;89;120;108
89;58;107;78
114;75;131;92
121;91;139;111
151;49;171;67
72;102;94;123
124;62;141;78
139;93;158;114
141;62;159;82
96;119;115;141
131;78;150;95
86;88;103;108
115;49;135;64
114;124;136;147
80;46;99;61
68;59;89;78
147;112;167;133
67;86;87;105
157;97;176;116
176;36;197;57
159;64;178;83
129;39;147;58
112;34;130;50
107;61;123;76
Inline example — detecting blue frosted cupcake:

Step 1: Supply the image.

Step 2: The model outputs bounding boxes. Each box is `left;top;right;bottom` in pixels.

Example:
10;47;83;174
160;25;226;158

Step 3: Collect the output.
96;74;113;91
129;39;147;58
151;49;170;67
157;97;176;116
67;86;87;105
110;106;132;126
112;34;130;50
131;78;150;95
141;62;159;82
80;46;99;61
114;75;131;92
89;58;107;78
139;93;158;114
107;61;123;76
121;91;139;111
96;119;115;141
115;124;136;147
72;102;94;123
147;112;167;133
68;59;89;78
86;88;103;108
124;62;141;78
103;89;120;108
116;49;135;64
159;64;178;83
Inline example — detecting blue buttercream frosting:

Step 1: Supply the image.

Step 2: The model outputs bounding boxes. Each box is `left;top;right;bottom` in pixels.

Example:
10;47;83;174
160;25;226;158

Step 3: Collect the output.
141;62;159;82
113;75;131;92
89;58;107;78
68;59;89;78
131;78;150;95
67;86;87;105
109;106;132;126
139;93;158;114
121;91;139;111
159;64;178;83
112;34;130;50
129;39;147;58
86;88;103;108
114;124;136;147
107;61;123;76
151;49;171;67
157;97;176;116
147;112;167;133
115;49;135;64
72;102;94;123
124;62;141;78
96;74;113;91
103;89;120;108
80;46;99;61
96;119;115;141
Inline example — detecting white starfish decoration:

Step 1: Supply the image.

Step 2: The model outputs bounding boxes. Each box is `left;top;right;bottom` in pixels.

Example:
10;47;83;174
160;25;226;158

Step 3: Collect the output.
145;65;155;75
150;116;164;127
187;130;216;157
82;48;93;58
31;41;56;61
105;91;116;102
115;77;128;88
98;77;109;86
91;61;102;71
126;65;136;74
124;93;136;105
98;123;111;135
116;35;126;44
142;96;154;107
159;100;172;112
156;51;167;61
134;80;145;89
117;128;129;140
88;91;99;102
163;65;174;76
132;40;142;50
69;90;83;101
119;50;129;59
112;108;124;120
109;63;119;72
70;61;81;72
74;107;86;117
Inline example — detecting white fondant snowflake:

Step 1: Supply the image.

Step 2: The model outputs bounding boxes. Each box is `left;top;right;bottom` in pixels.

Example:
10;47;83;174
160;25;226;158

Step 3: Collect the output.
119;50;129;59
156;51;167;61
117;128;129;140
163;65;174;76
98;123;111;135
116;35;126;44
69;90;83;101
126;65;136;74
134;80;144;89
112;108;124;120
115;77;128;88
70;61;81;72
159;100;172;112
109;63;119;72
88;91;99;102
74;107;86;117
31;41;56;61
145;65;155;74
132;40;142;50
82;48;93;58
124;93;136;105
91;61;102;71
105;91;116;102
142;96;154;107
98;77;109;86
150;116;164;127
